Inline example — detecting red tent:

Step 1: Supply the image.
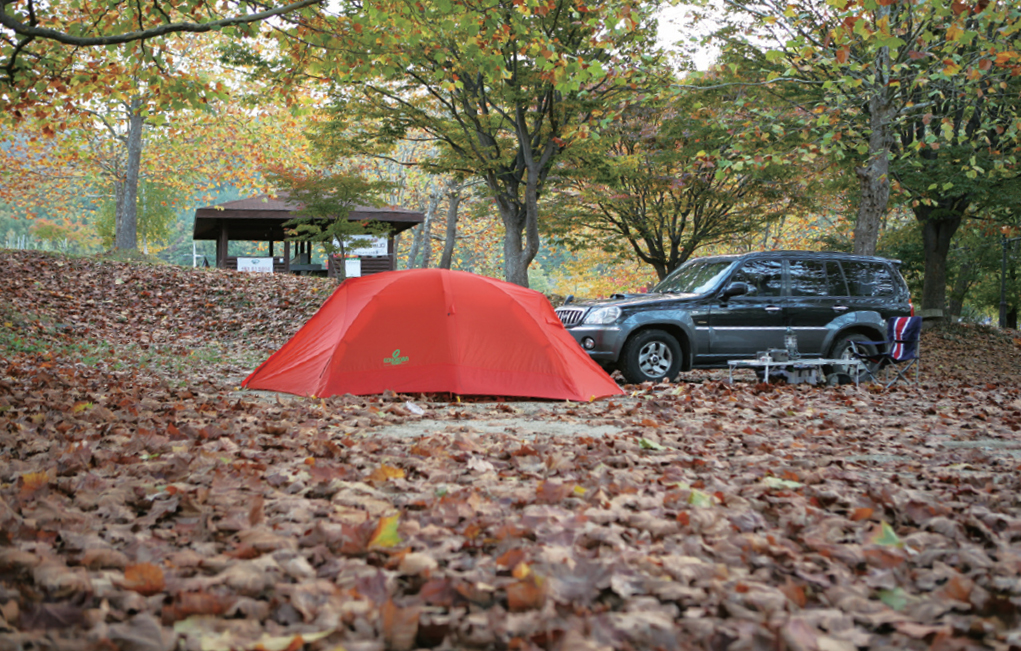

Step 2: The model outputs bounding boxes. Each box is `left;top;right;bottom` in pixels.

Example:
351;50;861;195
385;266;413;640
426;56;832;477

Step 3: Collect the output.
242;269;623;401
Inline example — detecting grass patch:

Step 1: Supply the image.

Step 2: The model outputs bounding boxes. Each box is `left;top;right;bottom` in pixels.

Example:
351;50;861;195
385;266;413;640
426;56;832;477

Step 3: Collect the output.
0;305;56;355
95;249;168;265
1;304;130;367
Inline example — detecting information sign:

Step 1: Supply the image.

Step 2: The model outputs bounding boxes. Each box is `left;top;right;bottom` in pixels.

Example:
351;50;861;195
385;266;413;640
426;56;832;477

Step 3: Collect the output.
237;258;274;273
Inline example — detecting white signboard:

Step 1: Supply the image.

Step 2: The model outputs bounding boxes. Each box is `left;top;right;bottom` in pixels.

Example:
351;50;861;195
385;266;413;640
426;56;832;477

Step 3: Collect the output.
237;257;274;273
348;236;389;257
345;258;362;278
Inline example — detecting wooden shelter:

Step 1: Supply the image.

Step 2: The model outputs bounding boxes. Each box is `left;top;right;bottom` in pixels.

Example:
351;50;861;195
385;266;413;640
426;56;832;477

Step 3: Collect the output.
192;194;425;276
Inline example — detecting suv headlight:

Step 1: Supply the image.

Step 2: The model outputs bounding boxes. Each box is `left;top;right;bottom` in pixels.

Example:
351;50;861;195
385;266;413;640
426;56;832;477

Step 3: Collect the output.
583;306;621;325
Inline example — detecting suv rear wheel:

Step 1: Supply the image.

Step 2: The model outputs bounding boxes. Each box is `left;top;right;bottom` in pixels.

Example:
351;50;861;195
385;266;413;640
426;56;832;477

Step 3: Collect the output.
619;329;681;384
829;333;878;381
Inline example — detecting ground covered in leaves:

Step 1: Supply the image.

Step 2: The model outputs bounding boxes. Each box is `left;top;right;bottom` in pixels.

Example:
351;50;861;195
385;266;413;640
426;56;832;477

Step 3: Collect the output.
3;249;1021;651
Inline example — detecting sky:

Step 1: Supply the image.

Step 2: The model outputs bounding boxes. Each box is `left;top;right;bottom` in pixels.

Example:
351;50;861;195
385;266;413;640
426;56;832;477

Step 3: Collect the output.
656;1;721;70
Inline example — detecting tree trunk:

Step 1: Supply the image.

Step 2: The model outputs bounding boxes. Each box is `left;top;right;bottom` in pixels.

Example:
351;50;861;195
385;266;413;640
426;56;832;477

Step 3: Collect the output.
336;240;347;281
853;83;892;257
115;99;143;251
438;190;462;270
113;180;126;249
499;202;528;287
1009;262;1018;329
423;223;434;269
914;201;964;321
408;187;442;268
495;196;540;287
946;265;973;321
139;184;148;254
494;162;542;287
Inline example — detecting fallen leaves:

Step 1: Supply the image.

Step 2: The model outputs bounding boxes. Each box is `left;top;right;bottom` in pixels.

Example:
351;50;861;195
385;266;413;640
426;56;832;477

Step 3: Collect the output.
2;250;1021;649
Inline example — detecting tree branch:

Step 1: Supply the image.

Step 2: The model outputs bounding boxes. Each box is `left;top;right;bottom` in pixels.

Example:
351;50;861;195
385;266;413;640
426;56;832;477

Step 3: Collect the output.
0;0;321;47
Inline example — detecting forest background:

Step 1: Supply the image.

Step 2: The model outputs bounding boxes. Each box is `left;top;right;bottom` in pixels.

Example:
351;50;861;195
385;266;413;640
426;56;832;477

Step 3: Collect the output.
2;0;1020;325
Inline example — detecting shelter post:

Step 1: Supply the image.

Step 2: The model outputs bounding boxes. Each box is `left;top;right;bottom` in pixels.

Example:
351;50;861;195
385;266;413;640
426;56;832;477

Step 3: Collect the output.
217;224;229;269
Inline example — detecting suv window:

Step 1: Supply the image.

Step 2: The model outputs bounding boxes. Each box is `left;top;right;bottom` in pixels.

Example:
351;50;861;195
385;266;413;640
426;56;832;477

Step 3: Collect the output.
790;259;848;296
731;259;784;297
654;259;735;294
842;261;896;297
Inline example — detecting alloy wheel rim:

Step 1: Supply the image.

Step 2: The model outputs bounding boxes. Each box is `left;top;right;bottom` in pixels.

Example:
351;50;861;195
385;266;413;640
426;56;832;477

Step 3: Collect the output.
638;341;672;377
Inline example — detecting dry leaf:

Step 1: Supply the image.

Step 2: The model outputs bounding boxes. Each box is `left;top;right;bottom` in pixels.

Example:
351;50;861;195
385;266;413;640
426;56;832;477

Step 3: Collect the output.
19;471;50;498
369;464;406;482
381;599;420;651
248;494;264;526
121;562;166;596
850;507;874;522
507;577;545;612
398;552;438;575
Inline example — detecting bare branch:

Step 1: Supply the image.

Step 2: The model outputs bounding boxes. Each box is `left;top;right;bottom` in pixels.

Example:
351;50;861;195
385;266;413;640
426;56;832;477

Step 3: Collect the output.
0;0;321;47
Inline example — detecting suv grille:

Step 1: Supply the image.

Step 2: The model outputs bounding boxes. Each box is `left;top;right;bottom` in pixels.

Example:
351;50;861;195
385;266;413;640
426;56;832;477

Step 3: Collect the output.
555;307;587;326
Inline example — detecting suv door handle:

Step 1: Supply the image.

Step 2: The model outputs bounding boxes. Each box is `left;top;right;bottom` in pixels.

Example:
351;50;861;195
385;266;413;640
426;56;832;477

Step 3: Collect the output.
832;305;849;312
764;305;782;312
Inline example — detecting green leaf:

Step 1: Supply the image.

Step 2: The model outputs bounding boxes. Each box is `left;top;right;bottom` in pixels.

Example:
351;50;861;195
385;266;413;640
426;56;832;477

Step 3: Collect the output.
688;489;713;508
762;476;802;489
870;521;903;548
878;587;910;611
639;438;665;450
173;617;335;651
875;35;906;50
369;513;402;548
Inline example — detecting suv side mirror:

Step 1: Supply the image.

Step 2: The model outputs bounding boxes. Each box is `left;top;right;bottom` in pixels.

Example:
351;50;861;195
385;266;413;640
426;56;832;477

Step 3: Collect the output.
721;282;750;299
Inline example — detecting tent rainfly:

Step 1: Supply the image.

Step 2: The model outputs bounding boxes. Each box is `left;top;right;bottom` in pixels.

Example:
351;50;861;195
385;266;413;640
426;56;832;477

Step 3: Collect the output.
242;269;623;401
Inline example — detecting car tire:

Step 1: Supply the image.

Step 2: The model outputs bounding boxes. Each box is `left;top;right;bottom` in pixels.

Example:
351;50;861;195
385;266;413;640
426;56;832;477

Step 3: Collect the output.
829;333;878;381
619;329;682;384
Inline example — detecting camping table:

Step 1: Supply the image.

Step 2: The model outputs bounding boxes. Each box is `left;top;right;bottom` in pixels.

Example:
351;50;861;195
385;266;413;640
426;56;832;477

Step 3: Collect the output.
727;358;865;386
289;263;325;276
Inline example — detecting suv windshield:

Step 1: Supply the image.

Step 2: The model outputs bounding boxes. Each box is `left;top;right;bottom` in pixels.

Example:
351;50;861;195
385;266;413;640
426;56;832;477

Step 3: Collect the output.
653;259;736;294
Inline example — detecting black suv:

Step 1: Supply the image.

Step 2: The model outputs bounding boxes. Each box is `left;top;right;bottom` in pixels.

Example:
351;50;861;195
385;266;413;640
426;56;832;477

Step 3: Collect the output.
555;251;913;384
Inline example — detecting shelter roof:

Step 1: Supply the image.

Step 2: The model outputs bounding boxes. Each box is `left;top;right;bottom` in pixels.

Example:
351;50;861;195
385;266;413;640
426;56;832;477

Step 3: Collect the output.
193;194;425;241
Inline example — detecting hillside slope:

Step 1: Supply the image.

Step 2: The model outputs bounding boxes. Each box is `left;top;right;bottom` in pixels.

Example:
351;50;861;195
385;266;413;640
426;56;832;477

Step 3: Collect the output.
3;250;333;387
4;249;1019;388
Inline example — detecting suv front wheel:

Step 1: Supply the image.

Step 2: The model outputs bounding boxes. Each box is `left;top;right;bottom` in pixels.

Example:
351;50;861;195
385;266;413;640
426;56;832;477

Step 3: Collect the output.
619;329;681;384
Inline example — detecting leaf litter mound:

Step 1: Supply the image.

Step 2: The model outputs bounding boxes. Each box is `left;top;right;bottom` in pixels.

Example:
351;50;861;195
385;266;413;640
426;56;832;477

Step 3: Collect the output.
2;248;1021;651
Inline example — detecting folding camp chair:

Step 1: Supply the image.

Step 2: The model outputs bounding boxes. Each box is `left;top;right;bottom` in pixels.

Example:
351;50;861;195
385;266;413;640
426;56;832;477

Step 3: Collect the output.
849;316;922;388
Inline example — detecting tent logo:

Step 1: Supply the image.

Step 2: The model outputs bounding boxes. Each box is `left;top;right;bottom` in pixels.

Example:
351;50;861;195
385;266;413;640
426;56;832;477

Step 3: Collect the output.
384;349;409;366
